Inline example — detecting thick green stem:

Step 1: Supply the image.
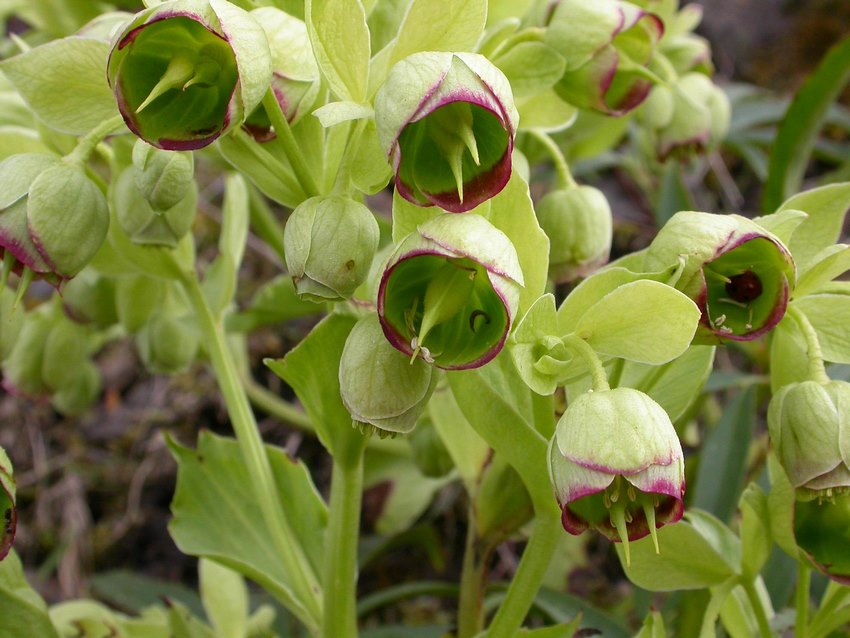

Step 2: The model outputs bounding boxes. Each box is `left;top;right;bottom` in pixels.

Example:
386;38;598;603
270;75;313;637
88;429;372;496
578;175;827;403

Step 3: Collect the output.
528;129;576;190
562;334;610;392
796;563;810;638
484;509;561;638
263;89;320;197
457;503;486;638
322;452;365;638
787;304;830;384
743;579;773;638
65;115;125;167
181;272;322;634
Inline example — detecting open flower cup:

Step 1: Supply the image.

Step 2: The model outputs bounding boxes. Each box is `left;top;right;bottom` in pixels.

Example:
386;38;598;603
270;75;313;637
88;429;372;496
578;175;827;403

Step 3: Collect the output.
375;52;519;213
549;387;685;561
378;214;523;370
108;0;272;150
644;211;795;343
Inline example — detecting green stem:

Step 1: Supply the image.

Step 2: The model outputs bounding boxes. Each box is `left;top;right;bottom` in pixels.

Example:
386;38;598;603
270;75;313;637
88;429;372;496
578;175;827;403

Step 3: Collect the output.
699;577;739;638
527;129;576;190
484;509;561;638
787;304;830;384
181;272;322;634
743;579;773;638
263;89;320;197
65;115;125;167
808;581;850;638
561;334;610;392
457;503;486;638
796;563;810;638
322;452;365;638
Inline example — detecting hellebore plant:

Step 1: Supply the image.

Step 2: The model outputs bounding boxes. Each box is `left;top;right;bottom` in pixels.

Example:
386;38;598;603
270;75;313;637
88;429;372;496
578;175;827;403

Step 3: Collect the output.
107;0;272;150
377;213;523;369
375;52;519;212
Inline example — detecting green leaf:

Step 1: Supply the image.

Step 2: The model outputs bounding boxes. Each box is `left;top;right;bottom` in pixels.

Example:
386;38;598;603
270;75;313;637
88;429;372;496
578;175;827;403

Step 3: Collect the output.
763;34;850;211
752;208;808;247
90;570;204;617
795;294;850;364
0;36;120;135
795;244;850;296
312;101;373;128
427;386;489;494
516;617;582;638
618;510;740;591
692;388;756;523
199;559;249;638
0;551;59;638
515;90;578;132
0;447;14;562
265;313;364;459
391;188;444;244
574;280;700;365
655;162;695;226
350;119;393;195
778;182;850;270
387;0;487;68
768;316;809;391
739;483;771;579
616;345;715;423
448;355;554;512
225;275;323;333
220;173;250;271
719;580;774;638
306;0;370;102
492;42;565;98
487;171;549;315
530;587;630;637
634;610;666;638
167;431;328;611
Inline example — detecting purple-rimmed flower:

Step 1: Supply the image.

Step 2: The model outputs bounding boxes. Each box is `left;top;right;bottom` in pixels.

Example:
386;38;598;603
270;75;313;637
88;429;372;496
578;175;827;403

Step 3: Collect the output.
549;387;685;563
377;214;523;370
643;211;795;343
374;52;519;213
107;0;272;150
543;0;663;116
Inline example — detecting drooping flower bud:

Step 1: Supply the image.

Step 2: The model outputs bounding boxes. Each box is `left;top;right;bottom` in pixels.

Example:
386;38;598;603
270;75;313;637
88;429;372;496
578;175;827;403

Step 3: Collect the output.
0;153;109;287
107;0;272;150
113;165;198;247
242;7;320;140
544;0;663;116
640;73;730;160
339;315;437;434
549;387;685;564
283;195;379;302
378;214;523;370
375;52;519;213
131;140;195;211
536;185;613;283
769;380;850;499
136;313;200;375
0;287;25;361
794;493;850;584
643;211;795;342
60;269;119;329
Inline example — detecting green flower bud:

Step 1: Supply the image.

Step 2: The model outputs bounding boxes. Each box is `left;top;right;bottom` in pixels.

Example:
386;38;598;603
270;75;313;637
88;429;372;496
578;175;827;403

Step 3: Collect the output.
0;447;15;561
113;165;198;247
1;304;55;398
544;0;663;116
549;387;685;563
0;287;25;361
536;186;612;283
0;153;108;285
108;0;272;150
60;269;119;328
284;195;379;302
136;313;200;374
339;315;437;434
116;275;166;333
644;211;795;342
769;380;850;498
409;417;455;478
640;73;730;160
375;52;519;213
476;455;534;545
52;361;102;417
378;214;523;370
132;140;195;211
242;8;320;140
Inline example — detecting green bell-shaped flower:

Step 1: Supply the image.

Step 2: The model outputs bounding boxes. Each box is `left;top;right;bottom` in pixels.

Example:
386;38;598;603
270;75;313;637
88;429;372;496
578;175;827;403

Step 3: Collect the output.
108;0;272;150
378;214;523;370
644;211;795;342
375;52;519;213
549;387;685;563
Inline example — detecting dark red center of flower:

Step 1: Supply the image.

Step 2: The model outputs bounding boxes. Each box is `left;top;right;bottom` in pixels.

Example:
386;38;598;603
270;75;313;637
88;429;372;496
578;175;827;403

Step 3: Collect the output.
725;270;762;304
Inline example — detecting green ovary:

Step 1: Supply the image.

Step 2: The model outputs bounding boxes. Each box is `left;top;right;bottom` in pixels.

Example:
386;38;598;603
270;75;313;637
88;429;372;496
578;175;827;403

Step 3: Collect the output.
703;237;788;336
384;255;508;367
117;17;238;143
